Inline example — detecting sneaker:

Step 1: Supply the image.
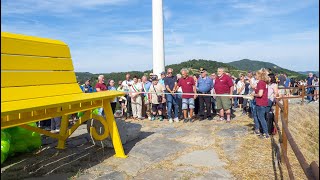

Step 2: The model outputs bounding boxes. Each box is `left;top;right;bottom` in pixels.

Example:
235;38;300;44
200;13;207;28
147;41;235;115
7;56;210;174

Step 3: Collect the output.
169;118;173;123
260;134;270;139
174;117;179;122
148;116;152;120
159;116;163;121
207;117;213;121
219;117;225;121
254;129;261;136
190;119;195;123
151;116;156;121
183;119;189;123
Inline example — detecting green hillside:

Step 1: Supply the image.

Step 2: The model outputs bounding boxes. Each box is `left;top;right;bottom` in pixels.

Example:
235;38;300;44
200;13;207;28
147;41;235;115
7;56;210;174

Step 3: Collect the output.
228;59;306;79
76;59;307;86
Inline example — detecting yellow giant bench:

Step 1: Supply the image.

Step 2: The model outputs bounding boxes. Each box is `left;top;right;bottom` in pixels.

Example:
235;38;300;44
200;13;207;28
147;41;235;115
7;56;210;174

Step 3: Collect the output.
1;32;127;158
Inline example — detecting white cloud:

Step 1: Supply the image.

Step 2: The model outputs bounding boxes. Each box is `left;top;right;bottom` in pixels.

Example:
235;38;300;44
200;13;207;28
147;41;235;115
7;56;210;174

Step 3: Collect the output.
163;6;172;21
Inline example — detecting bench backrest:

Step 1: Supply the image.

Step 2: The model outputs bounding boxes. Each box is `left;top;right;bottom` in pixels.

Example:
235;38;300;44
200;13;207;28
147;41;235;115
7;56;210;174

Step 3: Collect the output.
1;32;82;103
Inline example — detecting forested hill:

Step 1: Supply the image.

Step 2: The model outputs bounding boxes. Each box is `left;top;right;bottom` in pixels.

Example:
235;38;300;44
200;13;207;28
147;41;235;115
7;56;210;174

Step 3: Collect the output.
228;59;305;79
76;59;307;86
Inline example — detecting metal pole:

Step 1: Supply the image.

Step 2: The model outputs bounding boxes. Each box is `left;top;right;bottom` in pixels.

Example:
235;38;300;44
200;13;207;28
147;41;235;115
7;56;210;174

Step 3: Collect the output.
152;0;165;78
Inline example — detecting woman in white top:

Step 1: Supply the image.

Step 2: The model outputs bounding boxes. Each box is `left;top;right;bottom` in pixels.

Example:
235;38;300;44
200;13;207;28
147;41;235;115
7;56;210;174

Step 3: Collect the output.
237;73;246;115
130;76;143;120
266;73;278;113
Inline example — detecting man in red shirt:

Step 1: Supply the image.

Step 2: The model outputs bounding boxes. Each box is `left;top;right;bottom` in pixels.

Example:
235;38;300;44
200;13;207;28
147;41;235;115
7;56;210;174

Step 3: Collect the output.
96;75;107;91
95;75;107;116
214;68;234;122
177;68;197;123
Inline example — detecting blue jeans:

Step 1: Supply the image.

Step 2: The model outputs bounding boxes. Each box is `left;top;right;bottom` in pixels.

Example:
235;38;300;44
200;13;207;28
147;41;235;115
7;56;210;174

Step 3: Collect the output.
307;87;313;101
166;94;179;119
265;99;273;113
249;99;258;124
255;105;268;134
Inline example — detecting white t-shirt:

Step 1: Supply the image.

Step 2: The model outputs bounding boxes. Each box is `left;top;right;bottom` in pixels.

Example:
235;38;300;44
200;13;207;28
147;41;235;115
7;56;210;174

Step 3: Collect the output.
122;80;133;92
248;77;258;94
130;82;142;97
237;81;245;95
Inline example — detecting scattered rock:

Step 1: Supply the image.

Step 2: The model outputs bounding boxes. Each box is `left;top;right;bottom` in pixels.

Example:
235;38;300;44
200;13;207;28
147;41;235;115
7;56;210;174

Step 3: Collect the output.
216;125;248;138
96;171;127;180
173;150;226;168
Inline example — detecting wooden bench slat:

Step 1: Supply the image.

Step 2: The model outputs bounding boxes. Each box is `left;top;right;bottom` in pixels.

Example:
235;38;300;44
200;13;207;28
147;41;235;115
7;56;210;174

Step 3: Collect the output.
1;54;74;71
1;71;77;87
1;32;71;58
1;91;125;116
1;83;82;102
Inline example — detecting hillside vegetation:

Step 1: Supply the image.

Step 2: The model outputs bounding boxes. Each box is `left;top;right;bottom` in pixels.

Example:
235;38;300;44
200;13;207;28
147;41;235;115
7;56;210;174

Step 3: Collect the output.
76;59;307;85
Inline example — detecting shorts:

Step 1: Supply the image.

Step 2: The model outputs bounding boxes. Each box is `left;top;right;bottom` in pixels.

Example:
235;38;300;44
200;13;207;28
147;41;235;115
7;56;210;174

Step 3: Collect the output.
182;98;195;110
216;96;231;110
152;104;163;112
279;85;285;95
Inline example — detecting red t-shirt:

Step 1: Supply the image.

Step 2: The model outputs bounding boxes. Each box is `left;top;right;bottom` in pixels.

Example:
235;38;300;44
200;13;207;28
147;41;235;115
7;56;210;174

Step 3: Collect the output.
178;76;195;98
214;74;234;94
255;80;268;106
95;83;107;91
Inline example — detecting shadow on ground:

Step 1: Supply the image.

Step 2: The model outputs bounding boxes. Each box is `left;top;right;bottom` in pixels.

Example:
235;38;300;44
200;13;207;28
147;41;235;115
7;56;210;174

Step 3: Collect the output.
1;125;153;180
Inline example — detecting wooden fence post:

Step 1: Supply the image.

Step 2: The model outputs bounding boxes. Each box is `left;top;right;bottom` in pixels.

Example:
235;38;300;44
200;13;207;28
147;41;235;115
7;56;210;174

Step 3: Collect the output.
282;99;289;162
301;85;305;105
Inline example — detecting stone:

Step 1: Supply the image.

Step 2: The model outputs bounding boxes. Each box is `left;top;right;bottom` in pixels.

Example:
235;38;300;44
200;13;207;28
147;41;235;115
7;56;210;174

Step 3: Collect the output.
216;125;248;138
193;168;233;180
130;138;189;163
87;118;142;148
222;139;241;161
134;168;184;180
96;171;127;180
114;156;151;176
176;166;201;174
175;133;215;147
173;150;226;168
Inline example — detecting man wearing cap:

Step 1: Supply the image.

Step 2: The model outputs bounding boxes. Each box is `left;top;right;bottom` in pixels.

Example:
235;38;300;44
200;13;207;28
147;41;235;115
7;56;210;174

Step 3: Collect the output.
80;79;94;93
197;68;213;120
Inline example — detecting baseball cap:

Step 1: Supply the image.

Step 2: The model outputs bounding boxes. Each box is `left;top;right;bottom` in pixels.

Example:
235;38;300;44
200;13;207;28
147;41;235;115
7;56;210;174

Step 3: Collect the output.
199;67;207;73
160;71;166;75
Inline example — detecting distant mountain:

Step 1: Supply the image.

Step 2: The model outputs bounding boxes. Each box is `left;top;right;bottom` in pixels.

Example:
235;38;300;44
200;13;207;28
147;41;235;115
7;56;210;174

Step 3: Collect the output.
298;71;319;77
76;59;307;85
228;59;306;79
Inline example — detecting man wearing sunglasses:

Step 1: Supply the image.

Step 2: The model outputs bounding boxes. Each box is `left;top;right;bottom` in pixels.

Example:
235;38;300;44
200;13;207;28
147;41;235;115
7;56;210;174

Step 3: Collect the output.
164;68;179;123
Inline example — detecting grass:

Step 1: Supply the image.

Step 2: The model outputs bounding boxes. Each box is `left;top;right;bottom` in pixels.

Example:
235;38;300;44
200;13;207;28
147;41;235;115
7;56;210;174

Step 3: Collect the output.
212;102;319;179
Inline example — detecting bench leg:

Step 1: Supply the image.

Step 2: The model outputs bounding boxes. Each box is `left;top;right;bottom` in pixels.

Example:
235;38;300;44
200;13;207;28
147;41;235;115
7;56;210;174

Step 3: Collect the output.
57;115;69;149
103;100;127;158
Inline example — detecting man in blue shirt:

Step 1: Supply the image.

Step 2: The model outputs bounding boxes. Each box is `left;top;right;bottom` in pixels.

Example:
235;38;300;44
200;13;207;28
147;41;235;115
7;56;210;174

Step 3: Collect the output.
80;79;94;93
197;68;214;120
284;74;291;96
306;73;314;102
142;76;152;119
164;68;179;123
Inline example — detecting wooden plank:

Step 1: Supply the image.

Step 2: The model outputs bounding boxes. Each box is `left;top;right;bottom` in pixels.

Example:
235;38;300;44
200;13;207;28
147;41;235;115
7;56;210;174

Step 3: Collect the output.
1;91;124;116
1;71;77;87
1;32;70;58
1;83;82;102
1;54;74;71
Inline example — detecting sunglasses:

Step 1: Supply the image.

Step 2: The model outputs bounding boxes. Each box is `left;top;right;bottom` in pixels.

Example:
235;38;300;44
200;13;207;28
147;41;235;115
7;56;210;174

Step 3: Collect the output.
167;72;172;74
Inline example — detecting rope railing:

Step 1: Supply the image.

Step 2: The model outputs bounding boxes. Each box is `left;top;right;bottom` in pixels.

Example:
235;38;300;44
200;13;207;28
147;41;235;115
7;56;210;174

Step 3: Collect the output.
274;98;319;180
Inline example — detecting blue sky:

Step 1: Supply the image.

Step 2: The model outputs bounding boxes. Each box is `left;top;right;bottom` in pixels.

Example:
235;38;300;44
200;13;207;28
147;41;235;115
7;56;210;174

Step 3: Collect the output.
2;0;319;73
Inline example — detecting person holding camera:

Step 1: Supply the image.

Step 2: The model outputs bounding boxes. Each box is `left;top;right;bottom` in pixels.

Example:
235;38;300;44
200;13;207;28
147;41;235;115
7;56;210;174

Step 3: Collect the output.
149;77;165;121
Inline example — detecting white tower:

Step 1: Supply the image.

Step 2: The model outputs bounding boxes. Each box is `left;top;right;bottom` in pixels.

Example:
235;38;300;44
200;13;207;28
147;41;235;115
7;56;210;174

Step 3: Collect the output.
152;0;165;78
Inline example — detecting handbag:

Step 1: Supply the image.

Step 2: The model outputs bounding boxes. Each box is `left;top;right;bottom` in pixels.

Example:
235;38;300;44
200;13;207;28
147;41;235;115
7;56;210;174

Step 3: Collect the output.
152;85;163;103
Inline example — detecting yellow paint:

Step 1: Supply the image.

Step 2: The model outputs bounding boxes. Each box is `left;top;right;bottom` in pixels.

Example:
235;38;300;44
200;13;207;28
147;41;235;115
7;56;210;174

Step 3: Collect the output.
103;100;127;158
1;71;77;87
1;83;82;102
1;54;74;71
1;32;71;58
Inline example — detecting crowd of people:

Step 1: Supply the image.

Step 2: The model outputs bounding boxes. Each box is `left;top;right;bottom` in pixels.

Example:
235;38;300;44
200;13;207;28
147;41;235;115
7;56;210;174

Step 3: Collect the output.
41;68;318;139
77;67;319;139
